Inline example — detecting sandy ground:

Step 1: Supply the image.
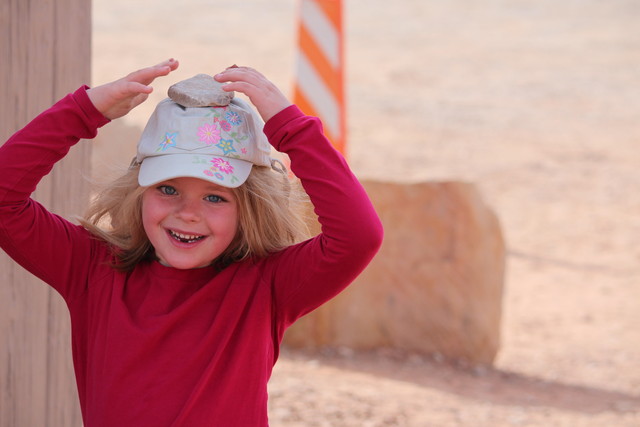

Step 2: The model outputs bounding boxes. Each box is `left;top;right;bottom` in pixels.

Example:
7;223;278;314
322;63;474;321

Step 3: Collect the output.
92;0;640;425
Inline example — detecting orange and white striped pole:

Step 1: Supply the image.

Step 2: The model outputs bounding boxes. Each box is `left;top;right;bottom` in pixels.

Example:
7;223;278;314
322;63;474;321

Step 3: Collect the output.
293;0;346;155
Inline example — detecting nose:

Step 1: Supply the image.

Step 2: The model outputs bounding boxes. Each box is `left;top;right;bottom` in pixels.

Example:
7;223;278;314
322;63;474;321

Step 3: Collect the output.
175;197;202;222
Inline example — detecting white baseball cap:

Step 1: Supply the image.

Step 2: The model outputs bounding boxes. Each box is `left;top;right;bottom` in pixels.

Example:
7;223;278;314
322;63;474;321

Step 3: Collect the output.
135;95;272;188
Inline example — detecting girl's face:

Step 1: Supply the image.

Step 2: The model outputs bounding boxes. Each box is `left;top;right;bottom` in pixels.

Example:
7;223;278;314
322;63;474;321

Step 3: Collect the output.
141;177;239;269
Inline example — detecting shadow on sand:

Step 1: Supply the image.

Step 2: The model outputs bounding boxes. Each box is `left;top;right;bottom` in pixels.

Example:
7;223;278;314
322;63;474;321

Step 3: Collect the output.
281;347;639;415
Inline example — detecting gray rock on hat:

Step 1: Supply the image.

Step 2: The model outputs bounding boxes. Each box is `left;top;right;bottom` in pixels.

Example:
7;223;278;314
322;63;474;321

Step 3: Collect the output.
168;73;234;107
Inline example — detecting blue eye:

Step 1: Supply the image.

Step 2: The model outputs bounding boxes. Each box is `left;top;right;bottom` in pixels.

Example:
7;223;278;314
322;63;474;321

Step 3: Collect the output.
158;185;177;195
204;194;225;203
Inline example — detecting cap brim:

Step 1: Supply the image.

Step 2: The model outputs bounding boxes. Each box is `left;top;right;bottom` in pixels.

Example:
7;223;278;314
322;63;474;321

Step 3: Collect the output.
138;153;252;188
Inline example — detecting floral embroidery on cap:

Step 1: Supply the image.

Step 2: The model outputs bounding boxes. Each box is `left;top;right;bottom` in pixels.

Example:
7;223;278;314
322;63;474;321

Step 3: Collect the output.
200;108;249;155
216;138;236;155
202;157;236;181
225;111;243;126
210;157;234;174
192;156;207;165
197;123;220;145
220;120;232;132
157;132;178;151
203;170;226;182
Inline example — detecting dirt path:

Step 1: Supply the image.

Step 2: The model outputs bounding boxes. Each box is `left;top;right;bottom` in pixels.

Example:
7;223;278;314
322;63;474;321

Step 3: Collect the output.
93;0;640;424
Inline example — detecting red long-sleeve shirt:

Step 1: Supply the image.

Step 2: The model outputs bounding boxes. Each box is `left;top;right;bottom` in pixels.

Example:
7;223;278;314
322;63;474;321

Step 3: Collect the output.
0;87;383;426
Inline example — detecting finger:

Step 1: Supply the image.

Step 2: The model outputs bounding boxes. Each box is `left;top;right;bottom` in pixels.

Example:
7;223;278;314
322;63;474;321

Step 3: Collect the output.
127;58;179;86
218;81;259;95
157;58;179;69
109;81;154;102
219;67;262;79
130;65;171;85
214;70;268;95
215;68;265;90
124;81;154;96
128;92;151;110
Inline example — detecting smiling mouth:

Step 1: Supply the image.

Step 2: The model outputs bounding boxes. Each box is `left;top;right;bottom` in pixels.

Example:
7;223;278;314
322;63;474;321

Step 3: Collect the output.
168;230;206;244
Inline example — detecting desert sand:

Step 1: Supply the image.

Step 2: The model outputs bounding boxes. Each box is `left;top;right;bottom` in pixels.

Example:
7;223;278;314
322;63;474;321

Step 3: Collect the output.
92;0;639;425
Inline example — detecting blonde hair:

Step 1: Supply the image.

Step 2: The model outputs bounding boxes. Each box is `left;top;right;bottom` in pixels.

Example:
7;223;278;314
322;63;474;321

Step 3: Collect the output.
80;165;311;272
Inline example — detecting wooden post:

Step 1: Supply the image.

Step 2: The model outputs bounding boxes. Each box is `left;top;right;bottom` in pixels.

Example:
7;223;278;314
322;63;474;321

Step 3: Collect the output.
0;0;91;425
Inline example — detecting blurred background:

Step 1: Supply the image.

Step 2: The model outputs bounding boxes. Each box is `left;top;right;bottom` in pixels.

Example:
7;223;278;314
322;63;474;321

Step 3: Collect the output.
92;0;639;425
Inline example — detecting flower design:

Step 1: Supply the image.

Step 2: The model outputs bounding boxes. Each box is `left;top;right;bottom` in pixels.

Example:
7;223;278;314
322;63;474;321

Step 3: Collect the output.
210;157;234;174
158;132;178;151
216;138;236;155
225;111;242;126
203;168;225;182
220;120;232;132
197;123;220;145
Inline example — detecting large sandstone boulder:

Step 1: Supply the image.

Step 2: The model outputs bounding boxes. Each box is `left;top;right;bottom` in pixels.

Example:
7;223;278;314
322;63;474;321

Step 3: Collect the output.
283;181;506;365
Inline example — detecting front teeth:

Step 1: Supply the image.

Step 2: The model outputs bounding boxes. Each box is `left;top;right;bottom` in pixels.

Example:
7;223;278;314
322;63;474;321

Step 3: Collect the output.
169;230;204;243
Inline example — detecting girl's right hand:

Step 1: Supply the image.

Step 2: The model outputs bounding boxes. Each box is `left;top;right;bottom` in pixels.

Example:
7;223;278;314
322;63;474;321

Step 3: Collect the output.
87;59;179;120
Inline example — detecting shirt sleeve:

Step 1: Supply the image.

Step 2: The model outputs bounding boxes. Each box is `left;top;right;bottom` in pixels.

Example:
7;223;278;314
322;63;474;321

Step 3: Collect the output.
0;86;111;302
262;105;384;335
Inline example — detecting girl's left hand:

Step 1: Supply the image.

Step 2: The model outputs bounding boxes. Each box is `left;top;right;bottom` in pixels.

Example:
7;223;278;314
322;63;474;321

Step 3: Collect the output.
214;66;292;123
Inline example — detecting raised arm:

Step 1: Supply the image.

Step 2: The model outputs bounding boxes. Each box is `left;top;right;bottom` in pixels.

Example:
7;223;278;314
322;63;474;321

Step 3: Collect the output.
0;59;179;300
215;66;384;328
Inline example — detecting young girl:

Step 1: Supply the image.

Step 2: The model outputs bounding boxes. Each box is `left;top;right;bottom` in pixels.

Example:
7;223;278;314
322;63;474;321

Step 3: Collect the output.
0;59;383;426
